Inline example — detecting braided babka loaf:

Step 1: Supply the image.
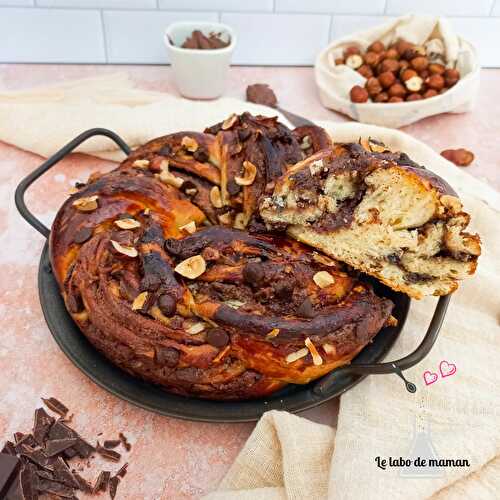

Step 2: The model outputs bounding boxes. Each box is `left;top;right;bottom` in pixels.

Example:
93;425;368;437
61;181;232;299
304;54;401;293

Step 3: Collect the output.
50;114;394;400
260;141;481;299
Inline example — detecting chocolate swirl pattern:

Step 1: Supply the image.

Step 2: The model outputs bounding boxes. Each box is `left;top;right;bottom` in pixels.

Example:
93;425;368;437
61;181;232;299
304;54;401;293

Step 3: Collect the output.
50;114;394;400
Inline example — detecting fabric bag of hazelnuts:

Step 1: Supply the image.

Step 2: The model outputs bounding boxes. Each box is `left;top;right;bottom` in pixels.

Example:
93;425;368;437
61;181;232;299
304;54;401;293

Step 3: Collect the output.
314;14;480;128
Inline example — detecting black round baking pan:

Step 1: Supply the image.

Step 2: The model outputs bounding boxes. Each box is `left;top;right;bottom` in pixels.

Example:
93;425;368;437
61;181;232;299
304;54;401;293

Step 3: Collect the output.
15;128;450;423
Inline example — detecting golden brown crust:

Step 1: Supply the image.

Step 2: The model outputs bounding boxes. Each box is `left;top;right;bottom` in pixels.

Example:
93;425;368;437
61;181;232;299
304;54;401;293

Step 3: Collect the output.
49;115;395;400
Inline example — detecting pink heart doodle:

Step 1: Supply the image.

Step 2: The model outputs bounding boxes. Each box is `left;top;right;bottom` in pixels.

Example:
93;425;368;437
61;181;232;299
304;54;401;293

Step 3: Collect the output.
423;371;438;385
439;360;457;378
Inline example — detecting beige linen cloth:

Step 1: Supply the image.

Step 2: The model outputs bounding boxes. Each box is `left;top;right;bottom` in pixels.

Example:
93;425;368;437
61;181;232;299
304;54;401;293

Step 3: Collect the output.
315;15;480;128
1;75;499;500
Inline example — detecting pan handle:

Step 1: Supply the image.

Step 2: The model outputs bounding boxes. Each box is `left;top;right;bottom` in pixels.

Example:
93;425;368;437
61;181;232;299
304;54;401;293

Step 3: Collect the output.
313;294;451;395
15;128;131;239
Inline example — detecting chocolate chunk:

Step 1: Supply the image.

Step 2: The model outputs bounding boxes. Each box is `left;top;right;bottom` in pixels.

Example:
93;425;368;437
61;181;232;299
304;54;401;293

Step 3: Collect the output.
42;397;69;418
19;463;39;500
155;347;180;367
237;128;252;142
242;262;265;287
181;180;198;196
33;408;55;445
93;470;110;493
206;328;229;348
44;438;78;457
52;457;79;489
36;469;54;481
73;472;93;493
48;421;74;441
19;445;53;471
118;433;131;452
159;145;172;156
109;475;120;499
140;272;162;292
0;453;21;499
296;297;315;318
246;84;278;108
115;462;128;478
226;179;241;196
193;149;209;163
103;440;121;449
73;438;95;459
38;477;75;498
72;227;93;244
157;294;176;317
97;446;121;463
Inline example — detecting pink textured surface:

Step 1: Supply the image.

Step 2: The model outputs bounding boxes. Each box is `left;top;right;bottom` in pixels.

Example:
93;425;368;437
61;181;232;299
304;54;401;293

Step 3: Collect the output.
0;65;498;499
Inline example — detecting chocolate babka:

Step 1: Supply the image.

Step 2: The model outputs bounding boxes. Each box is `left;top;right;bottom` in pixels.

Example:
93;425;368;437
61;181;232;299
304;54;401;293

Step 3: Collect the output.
49;114;394;400
260;141;481;299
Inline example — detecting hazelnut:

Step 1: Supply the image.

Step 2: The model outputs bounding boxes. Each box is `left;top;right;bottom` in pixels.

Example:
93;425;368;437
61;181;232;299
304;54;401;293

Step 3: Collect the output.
222;113;238;130
174;254;207;279
357;64;373;79
334;57;345;65
114;218;141;230
419;69;430;80
313;271;335;289
385;48;400;60
365;77;382;97
440;148;474;167
373;92;389;103
426;74;445;91
406;93;423;101
395;39;415;56
379;58;400;74
429;63;445;75
422;89;438;99
235;160;257;186
444;68;460;87
346;54;363;69
399;60;410;72
400;68;417;82
378;71;396;89
410;56;429;72
367;40;385;53
364;51;381;67
209;186;223;208
388;96;404;103
344;45;361;57
350;85;369;103
72;195;98;212
388;82;407;98
110;240;138;258
405;75;423;92
439;87;448;94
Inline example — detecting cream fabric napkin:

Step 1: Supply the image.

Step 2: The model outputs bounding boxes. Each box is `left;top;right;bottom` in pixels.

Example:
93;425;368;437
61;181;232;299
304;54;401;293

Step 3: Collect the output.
1;75;499;500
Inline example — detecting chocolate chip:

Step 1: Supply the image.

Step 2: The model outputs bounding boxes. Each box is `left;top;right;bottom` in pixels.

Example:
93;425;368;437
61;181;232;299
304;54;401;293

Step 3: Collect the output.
242;262;265;286
118;433;131;452
96;445;121;463
206;328;229;348
103;439;121;449
73;227;93;244
140;273;161;292
92;470;111;493
157;294;176;317
193;149;209;162
155;347;179;367
226;179;241;196
296;297;315;318
181;180;198;196
110;475;120;499
42;397;69;418
158;144;172;156
238;128;252;142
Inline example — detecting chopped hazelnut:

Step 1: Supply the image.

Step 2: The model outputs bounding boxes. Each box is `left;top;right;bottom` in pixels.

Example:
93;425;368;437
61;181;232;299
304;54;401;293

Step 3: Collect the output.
235;160;257;186
349;85;369;103
346;54;363;69
405;75;423;92
209;186;223;208
174;255;206;279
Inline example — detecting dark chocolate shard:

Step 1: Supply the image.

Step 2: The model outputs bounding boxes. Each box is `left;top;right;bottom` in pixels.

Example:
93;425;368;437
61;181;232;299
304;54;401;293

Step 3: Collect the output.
103;440;121;449
118;432;131;452
36;469;55;481
109;475;120;499
1;440;17;456
48;420;75;441
44;438;78;457
42;397;69;418
19;462;39;500
63;447;78;459
73;472;93;493
97;445;121;463
52;457;79;489
38;477;75;498
92;470;110;494
115;462;128;478
74;437;95;459
33;408;55;445
0;453;22;499
19;445;53;471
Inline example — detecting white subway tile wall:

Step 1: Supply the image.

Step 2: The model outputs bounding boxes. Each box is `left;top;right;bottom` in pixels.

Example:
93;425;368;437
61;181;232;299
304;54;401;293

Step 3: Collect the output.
1;0;499;66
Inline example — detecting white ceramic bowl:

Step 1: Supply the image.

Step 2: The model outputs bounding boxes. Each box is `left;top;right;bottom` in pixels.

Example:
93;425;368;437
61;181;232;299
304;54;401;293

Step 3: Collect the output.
165;21;236;100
